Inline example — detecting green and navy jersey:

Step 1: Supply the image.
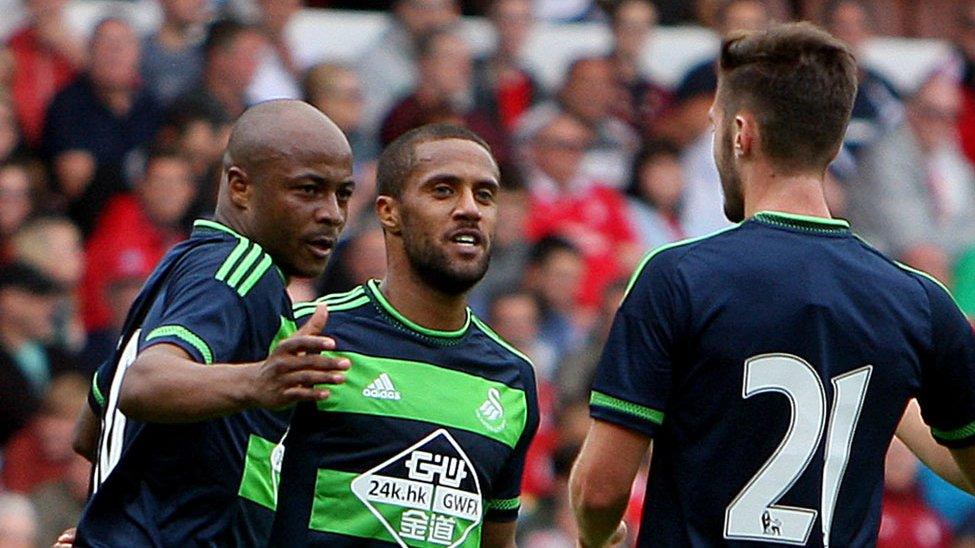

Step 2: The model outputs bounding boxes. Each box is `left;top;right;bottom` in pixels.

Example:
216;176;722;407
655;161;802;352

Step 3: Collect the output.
77;220;296;547
270;280;539;547
591;211;975;547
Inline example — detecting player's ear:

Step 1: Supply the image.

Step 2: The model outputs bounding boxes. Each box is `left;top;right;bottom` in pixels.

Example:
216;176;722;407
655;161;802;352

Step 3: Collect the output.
375;194;402;235
733;113;756;159
226;166;252;210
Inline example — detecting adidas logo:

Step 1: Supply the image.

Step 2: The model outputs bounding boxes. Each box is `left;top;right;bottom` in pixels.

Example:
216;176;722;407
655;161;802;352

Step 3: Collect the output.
363;373;401;400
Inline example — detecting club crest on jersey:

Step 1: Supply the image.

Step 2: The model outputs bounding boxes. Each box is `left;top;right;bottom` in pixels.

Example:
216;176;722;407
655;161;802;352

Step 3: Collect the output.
363;373;402;400
351;429;482;547
475;388;506;433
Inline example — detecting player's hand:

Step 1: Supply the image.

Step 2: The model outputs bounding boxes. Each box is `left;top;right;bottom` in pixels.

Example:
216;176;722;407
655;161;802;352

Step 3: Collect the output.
607;522;628;546
248;305;350;408
53;527;75;548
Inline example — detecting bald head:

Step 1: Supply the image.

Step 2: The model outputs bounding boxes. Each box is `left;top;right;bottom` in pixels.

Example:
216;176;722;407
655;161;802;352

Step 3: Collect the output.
217;99;355;279
224;99;350;178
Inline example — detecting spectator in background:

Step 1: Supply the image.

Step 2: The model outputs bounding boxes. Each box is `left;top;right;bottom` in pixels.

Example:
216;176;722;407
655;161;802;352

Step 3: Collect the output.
521;111;637;311
849;74;975;258
0;263;72;447
315;220;387;295
488;290;557;380
469;164;531;313
42;18;162;234
81;148;194;332
521;236;586;358
140;0;210;106
247;0;303;103
0;494;37;548
878;438;952;548
154;99;232;220
380;28;509;162
1;373;88;493
0;163;40;259
0;96;30;166
605;0;671;138
671;0;769;236
304;62;374;161
823;0;903;159
7;0;85;150
169;19;265;123
957;1;975;165
30;452;89;548
357;0;459;138
625;139;688;250
521;57;639;187
8;217;85;352
472;0;542;134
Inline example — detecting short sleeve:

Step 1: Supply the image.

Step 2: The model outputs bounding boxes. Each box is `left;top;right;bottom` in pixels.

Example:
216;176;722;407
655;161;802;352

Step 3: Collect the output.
916;278;975;448
485;364;540;523
139;258;250;365
589;250;687;438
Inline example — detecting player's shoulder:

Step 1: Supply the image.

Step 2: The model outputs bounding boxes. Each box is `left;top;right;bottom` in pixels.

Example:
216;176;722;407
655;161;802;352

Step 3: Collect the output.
891;259;960;311
847;234;957;308
176;220;287;300
293;285;372;324
469;313;536;380
625;224;743;297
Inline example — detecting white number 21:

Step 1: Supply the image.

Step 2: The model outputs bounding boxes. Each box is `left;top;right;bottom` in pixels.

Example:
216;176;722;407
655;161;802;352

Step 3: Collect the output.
723;354;872;546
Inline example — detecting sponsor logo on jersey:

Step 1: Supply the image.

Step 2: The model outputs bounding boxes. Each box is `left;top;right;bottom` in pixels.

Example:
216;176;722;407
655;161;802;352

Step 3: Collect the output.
351;429;482;547
363;373;402;400
476;388;506;433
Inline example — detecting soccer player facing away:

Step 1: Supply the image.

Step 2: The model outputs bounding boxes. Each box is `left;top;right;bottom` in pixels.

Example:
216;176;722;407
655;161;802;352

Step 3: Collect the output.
270;124;539;547
73;100;355;546
570;23;975;548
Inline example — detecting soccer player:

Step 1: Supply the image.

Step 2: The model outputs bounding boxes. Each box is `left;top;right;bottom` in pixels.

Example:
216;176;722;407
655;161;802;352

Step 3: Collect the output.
269;124;539;547
71;100;355;546
569;23;975;547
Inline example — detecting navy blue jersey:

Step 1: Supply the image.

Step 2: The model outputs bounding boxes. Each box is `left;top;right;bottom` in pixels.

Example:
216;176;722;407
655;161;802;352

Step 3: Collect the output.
270;280;539;547
77;220;296;547
591;211;975;547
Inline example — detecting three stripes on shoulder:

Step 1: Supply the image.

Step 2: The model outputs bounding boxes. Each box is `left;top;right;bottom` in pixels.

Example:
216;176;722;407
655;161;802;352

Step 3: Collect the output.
215;239;275;297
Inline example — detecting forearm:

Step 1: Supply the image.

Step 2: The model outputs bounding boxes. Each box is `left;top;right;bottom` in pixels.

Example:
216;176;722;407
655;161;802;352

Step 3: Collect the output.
119;345;258;423
72;404;100;461
898;400;975;494
572;488;628;548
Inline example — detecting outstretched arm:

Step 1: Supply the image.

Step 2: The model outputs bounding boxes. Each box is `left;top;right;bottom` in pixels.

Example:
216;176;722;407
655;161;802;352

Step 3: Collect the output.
119;306;350;423
569;420;649;548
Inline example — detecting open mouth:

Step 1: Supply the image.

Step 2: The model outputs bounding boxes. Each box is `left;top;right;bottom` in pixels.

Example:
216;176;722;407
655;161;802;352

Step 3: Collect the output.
448;230;483;249
306;236;336;258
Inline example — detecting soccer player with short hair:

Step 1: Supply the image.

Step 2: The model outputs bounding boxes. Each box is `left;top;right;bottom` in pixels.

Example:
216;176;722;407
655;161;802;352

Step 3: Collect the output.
269;124;539;547
570;23;975;547
71;100;355;546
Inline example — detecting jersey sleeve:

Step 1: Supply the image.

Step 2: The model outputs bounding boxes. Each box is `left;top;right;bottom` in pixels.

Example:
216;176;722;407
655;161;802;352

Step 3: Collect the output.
137;248;287;365
916;277;975;448
589;249;688;438
485;363;540;523
88;365;110;415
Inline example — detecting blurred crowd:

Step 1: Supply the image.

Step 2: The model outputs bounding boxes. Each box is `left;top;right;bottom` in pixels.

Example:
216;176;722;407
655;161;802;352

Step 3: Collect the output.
1;0;975;546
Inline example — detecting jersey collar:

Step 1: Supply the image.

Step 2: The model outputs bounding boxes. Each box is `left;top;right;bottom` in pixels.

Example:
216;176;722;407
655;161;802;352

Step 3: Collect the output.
365;279;472;339
752;211;851;234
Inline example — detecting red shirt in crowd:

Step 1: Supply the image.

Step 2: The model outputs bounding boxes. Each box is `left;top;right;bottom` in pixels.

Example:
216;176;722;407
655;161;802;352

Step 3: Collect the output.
877;489;952;548
7;26;77;148
80;193;183;331
526;175;636;309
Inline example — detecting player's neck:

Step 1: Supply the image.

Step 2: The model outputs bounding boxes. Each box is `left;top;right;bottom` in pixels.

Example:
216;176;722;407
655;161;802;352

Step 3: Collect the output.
743;165;832;220
379;267;470;333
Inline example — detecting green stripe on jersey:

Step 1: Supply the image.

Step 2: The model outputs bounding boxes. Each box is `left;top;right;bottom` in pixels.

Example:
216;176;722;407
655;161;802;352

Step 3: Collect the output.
294;286;367;313
146;325;214;364
215;239;249;282
238;435;279;510
317;351;527;448
931;420;975;443
367;279;471;338
237;254;273;296
225;244;263;289
590;391;664;425
471;316;533;368
91;371;105;407
486;497;520;511
268;316;297;354
294;295;370;319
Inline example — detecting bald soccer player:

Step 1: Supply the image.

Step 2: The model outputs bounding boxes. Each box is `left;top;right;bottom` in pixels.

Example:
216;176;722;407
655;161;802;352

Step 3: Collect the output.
70;100;356;547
